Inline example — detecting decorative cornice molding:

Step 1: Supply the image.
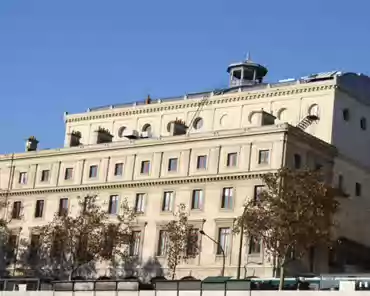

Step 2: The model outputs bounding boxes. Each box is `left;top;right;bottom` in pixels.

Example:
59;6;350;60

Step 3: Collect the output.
1;172;267;197
66;85;335;123
0;125;290;161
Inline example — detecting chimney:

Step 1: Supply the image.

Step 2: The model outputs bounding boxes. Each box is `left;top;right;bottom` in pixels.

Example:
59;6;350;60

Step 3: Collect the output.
68;131;82;147
169;118;188;136
145;95;152;105
26;136;39;152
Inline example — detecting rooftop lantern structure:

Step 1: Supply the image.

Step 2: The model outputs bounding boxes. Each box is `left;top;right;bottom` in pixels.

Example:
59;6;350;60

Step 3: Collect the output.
227;53;268;87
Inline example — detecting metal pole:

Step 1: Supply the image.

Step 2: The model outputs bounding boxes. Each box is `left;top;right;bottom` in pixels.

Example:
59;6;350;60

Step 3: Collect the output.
199;230;225;276
236;223;244;279
236;207;247;279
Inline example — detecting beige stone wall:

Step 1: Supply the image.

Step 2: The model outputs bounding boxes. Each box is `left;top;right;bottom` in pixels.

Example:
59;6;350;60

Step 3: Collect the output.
0;124;338;279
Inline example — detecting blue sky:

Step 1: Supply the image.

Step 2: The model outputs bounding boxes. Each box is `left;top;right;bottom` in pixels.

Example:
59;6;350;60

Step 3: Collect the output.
0;0;369;153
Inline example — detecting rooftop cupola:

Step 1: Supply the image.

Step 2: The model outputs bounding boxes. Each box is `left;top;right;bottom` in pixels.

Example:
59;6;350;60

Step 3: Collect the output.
227;53;268;87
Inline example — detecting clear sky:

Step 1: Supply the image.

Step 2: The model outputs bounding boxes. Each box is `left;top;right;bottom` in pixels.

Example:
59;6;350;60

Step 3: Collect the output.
0;0;369;153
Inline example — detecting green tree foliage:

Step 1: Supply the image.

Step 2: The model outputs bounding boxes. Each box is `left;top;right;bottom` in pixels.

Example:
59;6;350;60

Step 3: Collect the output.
234;168;339;289
164;204;199;279
24;195;136;279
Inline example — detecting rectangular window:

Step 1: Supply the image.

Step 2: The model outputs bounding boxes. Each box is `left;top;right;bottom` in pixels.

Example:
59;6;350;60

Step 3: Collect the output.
196;155;207;169
248;236;261;254
162;191;174;212
89;165;98;178
157;230;167;256
34;200;44;218
41;170;50;182
191;189;204;210
102;224;115;257
58;198;68;216
29;234;40;259
356;182;362;197
294;154;301;169
12;201;22;219
168;158;178;172
217;227;230;255
187;228;199;256
221;187;233;209
108;195;119;215
114;163;123;176
140;161;150;174
64;168;73;180
18;172;27;184
7;234;17;260
135;193;145;213
226;153;237;167
129;231;141;256
254;185;265;202
338;174;343;191
258;150;270;164
315;163;323;171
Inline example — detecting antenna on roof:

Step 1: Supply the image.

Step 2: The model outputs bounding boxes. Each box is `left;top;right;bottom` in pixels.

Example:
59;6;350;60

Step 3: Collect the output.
246;52;251;62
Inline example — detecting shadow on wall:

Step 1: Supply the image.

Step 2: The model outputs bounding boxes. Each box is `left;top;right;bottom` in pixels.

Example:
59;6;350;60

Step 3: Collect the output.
107;257;165;282
16;240;164;283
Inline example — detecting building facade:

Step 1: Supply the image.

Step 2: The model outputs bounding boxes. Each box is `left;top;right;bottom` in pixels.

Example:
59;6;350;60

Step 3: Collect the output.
0;57;370;279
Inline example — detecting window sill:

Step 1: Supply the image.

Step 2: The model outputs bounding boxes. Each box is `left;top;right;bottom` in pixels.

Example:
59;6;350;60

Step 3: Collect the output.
160;211;173;215
225;165;238;169
190;209;204;213
220;208;234;212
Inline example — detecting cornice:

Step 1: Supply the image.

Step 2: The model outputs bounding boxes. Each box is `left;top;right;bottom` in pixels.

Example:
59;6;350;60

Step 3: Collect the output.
0;172;268;197
0;125;290;161
66;84;335;123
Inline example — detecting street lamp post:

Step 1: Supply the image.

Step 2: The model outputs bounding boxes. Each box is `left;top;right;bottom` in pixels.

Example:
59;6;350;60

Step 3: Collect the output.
236;207;247;279
199;230;225;277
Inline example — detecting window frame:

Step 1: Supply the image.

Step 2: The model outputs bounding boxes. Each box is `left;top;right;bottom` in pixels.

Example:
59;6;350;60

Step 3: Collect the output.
196;155;207;170
114;163;124;176
162;191;174;212
34;199;44;218
258;149;270;164
217;227;231;255
191;189;204;210
168;158;178;172
140;161;150;174
226;153;238;167
58;198;69;216
89;165;98;179
40;170;50;182
135;193;145;213
221;187;233;209
108;195;119;215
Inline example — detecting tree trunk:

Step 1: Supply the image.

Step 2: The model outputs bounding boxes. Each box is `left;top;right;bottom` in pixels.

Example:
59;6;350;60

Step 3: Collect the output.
171;266;176;280
278;264;285;290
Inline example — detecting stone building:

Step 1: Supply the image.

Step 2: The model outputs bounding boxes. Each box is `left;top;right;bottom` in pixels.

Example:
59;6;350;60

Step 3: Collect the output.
1;56;370;279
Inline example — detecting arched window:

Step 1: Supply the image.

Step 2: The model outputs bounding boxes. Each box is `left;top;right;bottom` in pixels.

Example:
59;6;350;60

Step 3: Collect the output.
193;117;203;130
360;117;367;130
308;104;319;117
343;109;350;121
142;124;152;133
118;126;126;138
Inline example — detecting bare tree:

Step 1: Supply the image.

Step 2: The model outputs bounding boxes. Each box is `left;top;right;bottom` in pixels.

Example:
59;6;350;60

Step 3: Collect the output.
21;195;136;279
234;168;339;290
164;204;199;279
